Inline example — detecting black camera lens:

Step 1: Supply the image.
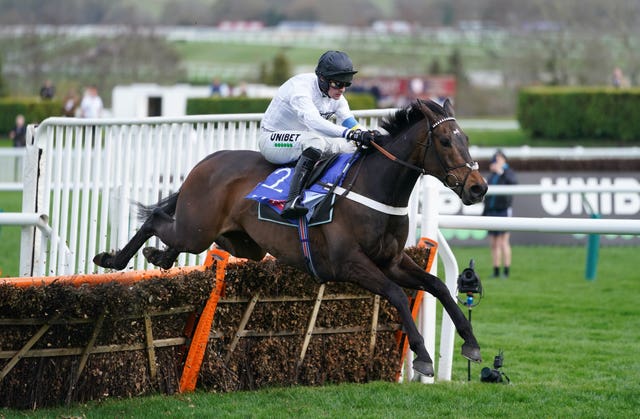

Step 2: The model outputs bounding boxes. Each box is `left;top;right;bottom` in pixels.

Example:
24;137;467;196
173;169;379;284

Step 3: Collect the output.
480;367;503;383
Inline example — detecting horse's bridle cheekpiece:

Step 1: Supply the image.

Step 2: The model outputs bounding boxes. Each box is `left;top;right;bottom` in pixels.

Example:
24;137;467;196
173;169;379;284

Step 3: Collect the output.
370;116;479;192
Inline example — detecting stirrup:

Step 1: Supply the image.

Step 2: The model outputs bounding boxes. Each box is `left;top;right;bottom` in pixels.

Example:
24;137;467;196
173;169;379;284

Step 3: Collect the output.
281;196;308;218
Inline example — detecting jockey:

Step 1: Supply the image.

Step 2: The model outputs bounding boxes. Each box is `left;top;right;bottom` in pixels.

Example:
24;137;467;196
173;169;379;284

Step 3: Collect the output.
259;50;379;218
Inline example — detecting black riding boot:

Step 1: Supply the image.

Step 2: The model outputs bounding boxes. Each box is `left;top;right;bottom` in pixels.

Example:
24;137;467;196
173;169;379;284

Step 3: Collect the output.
281;147;322;218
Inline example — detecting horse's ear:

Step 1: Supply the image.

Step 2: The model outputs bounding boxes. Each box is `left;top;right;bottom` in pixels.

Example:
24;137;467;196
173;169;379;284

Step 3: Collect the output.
443;98;455;117
417;100;436;122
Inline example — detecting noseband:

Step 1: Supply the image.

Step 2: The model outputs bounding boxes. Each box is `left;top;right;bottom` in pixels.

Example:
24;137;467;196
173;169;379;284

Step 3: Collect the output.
370;116;479;192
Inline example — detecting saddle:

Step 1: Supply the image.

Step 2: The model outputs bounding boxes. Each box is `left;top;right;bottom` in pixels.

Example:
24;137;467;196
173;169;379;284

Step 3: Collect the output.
246;153;359;226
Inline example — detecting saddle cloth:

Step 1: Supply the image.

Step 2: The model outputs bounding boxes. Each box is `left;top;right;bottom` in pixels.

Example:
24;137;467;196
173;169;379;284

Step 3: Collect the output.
246;153;358;226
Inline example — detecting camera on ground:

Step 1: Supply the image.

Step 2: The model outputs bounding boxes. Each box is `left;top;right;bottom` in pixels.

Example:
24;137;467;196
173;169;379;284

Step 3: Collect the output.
480;350;510;384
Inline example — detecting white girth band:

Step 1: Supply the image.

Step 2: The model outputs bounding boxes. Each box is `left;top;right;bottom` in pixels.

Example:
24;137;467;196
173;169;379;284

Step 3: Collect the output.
325;184;409;216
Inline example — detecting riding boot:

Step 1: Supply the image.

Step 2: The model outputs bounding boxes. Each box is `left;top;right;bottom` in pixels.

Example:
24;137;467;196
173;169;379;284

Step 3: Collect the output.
281;147;322;218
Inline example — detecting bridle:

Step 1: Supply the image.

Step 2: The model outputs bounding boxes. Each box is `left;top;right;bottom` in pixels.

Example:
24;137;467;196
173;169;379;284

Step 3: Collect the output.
369;116;479;192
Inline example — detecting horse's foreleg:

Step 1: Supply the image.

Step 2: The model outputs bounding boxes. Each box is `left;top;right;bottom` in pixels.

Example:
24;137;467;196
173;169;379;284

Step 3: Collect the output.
381;280;435;377
388;253;482;363
348;260;435;377
93;223;154;270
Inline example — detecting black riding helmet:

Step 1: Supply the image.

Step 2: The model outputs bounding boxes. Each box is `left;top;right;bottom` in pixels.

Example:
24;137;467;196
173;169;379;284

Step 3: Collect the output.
315;51;358;95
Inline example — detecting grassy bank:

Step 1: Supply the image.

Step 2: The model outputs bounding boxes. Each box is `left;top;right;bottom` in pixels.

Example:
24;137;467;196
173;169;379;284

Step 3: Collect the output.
0;191;22;278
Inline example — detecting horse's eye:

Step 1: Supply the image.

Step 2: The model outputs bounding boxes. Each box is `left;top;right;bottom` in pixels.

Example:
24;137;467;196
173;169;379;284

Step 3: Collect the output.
439;137;452;147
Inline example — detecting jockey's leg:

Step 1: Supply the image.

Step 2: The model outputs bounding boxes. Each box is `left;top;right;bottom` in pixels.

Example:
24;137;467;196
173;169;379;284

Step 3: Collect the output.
281;146;322;218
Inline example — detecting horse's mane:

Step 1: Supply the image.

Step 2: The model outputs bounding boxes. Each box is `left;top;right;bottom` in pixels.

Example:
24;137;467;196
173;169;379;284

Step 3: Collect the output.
380;100;447;139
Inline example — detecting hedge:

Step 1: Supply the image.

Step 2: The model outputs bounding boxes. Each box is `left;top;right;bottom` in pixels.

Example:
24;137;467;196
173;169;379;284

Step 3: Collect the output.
0;247;431;408
517;86;640;141
0;98;64;136
186;93;377;116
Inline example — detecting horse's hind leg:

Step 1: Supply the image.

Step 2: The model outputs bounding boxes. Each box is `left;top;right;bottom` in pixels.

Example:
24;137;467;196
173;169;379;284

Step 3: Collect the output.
142;247;180;270
93;221;154;270
93;206;175;270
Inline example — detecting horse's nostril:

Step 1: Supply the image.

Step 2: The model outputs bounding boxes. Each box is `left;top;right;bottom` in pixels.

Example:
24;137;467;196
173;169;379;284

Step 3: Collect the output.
470;183;488;199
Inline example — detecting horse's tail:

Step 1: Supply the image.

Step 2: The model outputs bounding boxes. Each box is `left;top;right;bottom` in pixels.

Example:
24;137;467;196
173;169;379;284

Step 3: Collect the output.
136;191;180;223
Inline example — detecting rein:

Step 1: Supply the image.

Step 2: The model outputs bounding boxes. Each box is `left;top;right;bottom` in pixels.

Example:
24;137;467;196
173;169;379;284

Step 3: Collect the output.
370;141;425;174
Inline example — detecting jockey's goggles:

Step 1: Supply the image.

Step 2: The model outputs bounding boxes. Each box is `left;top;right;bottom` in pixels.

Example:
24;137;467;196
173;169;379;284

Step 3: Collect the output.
328;80;352;89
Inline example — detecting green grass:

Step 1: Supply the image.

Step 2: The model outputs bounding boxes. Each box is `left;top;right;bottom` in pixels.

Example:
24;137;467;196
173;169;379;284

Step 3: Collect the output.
2;245;638;417
465;129;527;147
0;191;23;278
464;128;640;147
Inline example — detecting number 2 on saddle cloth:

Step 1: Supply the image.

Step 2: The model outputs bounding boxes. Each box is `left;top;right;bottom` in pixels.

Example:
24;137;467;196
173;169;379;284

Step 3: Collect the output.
246;153;359;226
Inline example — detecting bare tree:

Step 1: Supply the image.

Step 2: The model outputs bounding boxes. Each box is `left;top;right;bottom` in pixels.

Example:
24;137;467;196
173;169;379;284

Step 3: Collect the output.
1;27;185;104
597;0;640;85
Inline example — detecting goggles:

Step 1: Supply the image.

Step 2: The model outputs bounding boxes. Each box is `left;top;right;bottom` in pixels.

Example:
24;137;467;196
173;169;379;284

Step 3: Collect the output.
328;80;352;89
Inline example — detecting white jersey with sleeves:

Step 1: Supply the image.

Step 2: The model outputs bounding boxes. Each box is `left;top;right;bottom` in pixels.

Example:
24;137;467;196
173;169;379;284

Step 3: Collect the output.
260;73;357;138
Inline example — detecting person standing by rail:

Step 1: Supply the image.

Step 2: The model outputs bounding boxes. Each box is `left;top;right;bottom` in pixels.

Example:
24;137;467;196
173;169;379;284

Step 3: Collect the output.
482;149;517;278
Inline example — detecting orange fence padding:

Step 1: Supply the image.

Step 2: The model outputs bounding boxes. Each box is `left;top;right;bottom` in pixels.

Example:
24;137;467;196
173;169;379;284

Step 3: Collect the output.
395;237;438;381
1;266;206;288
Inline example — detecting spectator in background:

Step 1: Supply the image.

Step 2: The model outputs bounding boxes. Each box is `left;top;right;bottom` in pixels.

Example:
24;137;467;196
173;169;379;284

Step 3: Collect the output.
40;79;56;99
80;85;103;118
611;67;630;88
482;149;517;278
62;89;80;117
209;78;230;97
9;114;27;147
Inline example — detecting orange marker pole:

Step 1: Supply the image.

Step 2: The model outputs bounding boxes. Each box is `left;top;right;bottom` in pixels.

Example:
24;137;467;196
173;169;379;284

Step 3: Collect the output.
179;249;229;393
395;238;438;381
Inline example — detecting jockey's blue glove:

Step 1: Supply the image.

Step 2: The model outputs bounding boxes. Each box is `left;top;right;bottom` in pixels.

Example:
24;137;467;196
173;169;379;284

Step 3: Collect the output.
346;129;376;147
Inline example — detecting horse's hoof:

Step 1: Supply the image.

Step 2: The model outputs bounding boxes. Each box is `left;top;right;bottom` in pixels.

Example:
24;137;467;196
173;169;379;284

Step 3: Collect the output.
413;360;434;377
143;247;160;265
143;247;174;270
93;252;112;268
142;247;154;259
462;343;482;363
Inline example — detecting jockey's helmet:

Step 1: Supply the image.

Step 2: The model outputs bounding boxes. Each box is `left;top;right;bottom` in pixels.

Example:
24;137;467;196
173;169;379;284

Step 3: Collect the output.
315;51;357;94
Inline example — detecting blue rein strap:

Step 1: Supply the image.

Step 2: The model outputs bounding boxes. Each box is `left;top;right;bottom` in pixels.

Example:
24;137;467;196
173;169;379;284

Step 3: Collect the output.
297;215;320;280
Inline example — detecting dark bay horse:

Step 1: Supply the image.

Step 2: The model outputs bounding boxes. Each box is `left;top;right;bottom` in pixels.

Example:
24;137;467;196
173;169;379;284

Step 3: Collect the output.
94;99;488;377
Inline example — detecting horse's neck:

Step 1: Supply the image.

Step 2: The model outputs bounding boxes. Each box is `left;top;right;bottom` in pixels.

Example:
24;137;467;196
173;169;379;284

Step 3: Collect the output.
355;150;422;208
346;121;427;207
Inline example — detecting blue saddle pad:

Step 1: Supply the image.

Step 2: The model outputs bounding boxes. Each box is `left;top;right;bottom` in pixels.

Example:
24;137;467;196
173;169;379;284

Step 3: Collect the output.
246;153;357;223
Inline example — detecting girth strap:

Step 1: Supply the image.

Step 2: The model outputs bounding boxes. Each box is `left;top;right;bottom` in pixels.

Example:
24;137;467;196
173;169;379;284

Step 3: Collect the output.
297;215;321;280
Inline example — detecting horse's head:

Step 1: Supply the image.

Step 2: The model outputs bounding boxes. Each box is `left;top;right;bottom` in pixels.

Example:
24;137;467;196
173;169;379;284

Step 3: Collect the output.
417;99;487;205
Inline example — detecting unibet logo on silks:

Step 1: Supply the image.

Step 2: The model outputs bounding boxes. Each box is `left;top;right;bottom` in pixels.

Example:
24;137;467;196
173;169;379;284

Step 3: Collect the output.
270;132;301;143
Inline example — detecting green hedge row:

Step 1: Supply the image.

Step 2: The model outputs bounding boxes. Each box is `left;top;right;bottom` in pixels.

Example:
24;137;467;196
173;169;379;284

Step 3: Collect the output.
517;87;640;141
186;93;377;116
0;98;64;135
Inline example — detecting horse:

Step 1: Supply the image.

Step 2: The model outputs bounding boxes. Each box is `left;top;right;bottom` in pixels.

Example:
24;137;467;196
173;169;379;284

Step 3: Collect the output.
93;99;488;377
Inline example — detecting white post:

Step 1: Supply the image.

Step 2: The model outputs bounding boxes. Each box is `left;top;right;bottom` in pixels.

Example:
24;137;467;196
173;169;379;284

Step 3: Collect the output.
20;125;41;277
436;230;459;381
419;175;440;383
